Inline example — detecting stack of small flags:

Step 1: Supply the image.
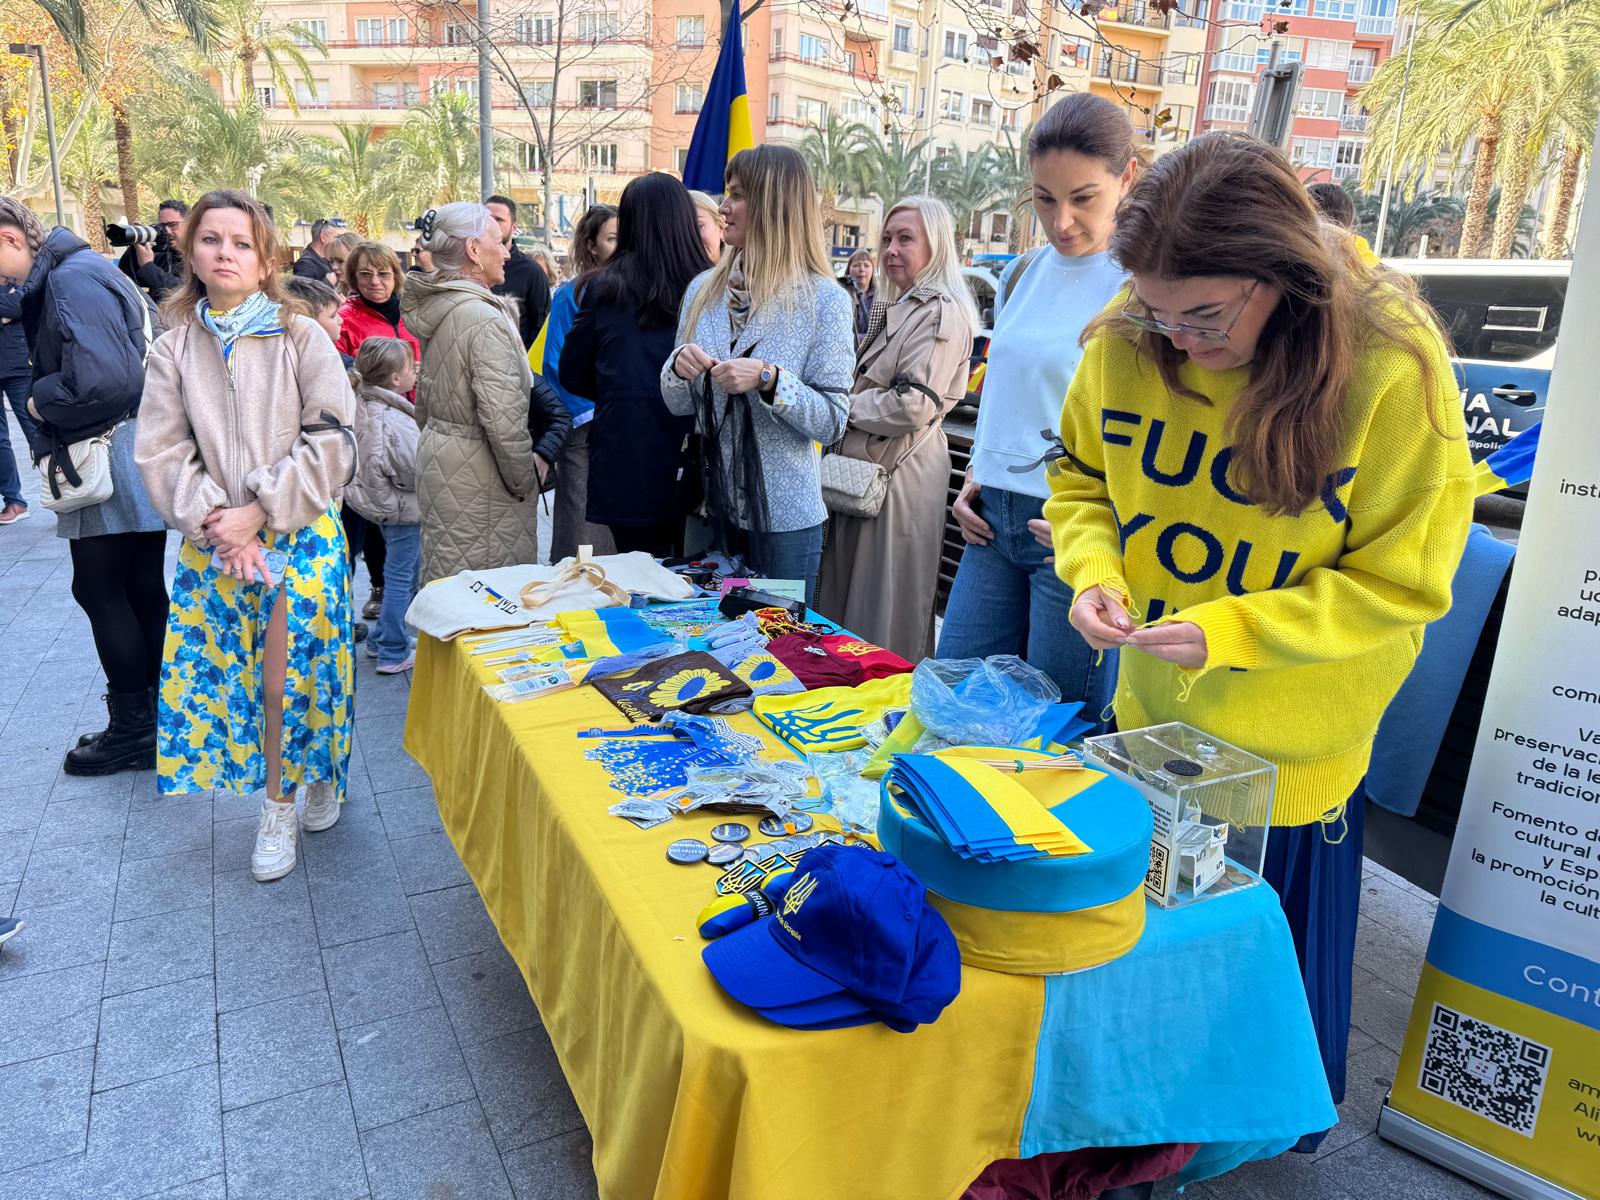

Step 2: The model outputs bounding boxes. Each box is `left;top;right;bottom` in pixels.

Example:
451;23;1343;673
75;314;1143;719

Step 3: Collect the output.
885;755;1091;862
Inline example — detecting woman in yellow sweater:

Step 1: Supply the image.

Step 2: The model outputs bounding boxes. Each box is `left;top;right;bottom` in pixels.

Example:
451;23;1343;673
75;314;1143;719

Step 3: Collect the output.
1045;134;1474;1134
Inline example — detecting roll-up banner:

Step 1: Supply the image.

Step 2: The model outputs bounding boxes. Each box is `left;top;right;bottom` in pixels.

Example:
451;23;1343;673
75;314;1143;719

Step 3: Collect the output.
1379;136;1600;1200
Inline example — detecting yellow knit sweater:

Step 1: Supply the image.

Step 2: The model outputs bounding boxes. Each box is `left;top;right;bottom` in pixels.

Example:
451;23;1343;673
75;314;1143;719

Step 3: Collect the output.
1045;319;1475;826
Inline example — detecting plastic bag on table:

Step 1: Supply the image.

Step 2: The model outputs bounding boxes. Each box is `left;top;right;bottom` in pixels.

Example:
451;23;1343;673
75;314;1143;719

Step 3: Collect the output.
802;748;879;835
909;655;1060;747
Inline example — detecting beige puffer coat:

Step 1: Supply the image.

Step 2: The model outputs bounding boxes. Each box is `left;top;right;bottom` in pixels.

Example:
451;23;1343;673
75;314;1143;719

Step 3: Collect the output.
401;273;537;581
345;383;420;526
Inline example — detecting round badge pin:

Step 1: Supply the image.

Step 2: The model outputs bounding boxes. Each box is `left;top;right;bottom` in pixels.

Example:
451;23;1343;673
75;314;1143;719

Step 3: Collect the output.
1163;758;1204;778
706;842;744;866
666;838;709;865
710;822;751;844
758;812;813;837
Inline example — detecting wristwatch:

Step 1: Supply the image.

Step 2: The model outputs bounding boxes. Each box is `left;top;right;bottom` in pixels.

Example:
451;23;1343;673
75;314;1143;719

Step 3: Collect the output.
758;362;777;395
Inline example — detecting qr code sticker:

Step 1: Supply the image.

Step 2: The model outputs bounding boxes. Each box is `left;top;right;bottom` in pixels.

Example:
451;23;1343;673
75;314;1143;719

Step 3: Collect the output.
1418;1003;1551;1136
1145;840;1170;898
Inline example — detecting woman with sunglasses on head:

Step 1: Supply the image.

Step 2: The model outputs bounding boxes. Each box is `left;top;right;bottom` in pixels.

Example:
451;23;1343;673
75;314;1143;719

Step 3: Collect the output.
937;93;1136;718
1046;133;1473;1137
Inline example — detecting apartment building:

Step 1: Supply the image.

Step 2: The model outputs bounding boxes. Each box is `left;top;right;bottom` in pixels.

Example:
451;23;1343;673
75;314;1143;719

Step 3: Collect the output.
1193;0;1398;182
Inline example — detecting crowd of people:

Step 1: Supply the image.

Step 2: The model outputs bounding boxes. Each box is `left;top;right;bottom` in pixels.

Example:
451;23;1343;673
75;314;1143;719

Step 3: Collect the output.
0;90;1475;1138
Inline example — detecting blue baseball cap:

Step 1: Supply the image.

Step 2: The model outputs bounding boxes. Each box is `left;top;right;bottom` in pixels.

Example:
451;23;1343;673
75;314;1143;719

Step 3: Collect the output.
702;843;961;1032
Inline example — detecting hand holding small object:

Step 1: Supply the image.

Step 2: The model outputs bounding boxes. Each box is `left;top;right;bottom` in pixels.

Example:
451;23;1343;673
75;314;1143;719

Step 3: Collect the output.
673;344;718;381
709;357;768;395
202;501;267;553
1069;585;1134;651
1124;621;1208;669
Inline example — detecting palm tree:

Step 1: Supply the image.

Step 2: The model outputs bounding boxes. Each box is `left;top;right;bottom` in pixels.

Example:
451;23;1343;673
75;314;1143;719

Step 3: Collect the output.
929;146;1000;249
302;123;388;236
57;99;118;250
987;128;1034;252
853;124;934;208
797;116;871;247
209;0;327;109
1349;187;1464;256
378;91;484;224
1359;0;1600;258
1543;133;1586;256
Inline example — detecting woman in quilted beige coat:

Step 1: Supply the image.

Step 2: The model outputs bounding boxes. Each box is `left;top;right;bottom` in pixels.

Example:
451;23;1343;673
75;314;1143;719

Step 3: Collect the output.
402;202;541;581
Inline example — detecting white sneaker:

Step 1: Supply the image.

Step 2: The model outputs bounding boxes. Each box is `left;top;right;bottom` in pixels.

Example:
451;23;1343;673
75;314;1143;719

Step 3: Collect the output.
252;799;299;881
300;782;341;832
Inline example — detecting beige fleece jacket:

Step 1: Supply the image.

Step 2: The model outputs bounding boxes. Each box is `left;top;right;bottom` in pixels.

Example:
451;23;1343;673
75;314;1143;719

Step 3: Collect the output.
135;313;357;543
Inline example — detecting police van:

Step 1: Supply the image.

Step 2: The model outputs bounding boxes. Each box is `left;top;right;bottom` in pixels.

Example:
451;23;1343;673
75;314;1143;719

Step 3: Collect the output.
1387;258;1569;468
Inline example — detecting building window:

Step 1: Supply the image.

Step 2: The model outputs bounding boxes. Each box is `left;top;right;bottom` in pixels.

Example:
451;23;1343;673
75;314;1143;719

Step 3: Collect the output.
1335;136;1366;177
372;81;419;108
836;224;861;250
1000;105;1020;131
1204;77;1253;124
583;142;618;171
797;96;828;126
518;141;546;172
1061;36;1091;67
937;89;963;121
578;79;618;109
768;92;780;120
891;83;910;113
513;15;555;43
1289;136;1338;169
449;77;478;100
1347;47;1377;83
892;23;912;52
443;22;473;45
798;33;828;62
1319;0;1358;18
1213;42;1256;74
845;50;857;74
842;95;877;121
1174;3;1206;26
943;30;968;60
293;19;326;47
294;78;330;107
676;15;705;47
1302;38;1352;70
772;28;783;56
990;212;1010;242
254;84;277;107
574;11;619;42
1257;39;1303;65
970;98;994;126
1297;88;1344;118
1163;54;1198;85
675;146;690;173
976;33;999;54
1223;0;1265;20
1357;0;1395;33
520;80;553;108
676;82;704;114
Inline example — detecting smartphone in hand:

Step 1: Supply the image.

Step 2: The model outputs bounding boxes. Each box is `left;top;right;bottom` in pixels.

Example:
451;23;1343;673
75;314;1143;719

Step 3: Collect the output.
210;545;288;587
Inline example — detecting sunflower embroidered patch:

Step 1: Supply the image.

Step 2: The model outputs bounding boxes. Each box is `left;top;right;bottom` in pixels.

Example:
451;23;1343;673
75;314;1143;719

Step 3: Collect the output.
592;651;752;723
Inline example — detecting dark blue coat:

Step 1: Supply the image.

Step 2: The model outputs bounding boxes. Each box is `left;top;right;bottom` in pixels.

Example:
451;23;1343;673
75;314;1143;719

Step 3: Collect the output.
0;285;28;379
18;228;147;452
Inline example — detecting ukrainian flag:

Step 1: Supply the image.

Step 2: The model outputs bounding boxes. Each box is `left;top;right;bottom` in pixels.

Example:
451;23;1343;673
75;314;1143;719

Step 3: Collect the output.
682;0;755;194
1474;420;1541;496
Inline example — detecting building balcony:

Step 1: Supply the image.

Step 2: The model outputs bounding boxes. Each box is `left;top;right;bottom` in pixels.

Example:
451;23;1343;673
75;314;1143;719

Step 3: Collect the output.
1100;3;1174;34
1355;16;1395;34
1347;62;1376;82
1093;53;1171;89
1340;112;1369;131
768;51;875;82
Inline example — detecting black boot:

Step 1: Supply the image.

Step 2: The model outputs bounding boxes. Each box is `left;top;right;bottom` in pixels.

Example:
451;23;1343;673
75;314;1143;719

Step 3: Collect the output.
65;690;156;775
77;685;157;748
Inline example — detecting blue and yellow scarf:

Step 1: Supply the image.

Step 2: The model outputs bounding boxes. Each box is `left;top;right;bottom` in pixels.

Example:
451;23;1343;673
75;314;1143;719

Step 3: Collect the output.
198;291;283;360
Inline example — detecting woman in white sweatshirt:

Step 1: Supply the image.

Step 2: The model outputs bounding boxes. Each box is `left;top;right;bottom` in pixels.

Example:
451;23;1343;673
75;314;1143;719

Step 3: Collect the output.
937;93;1137;724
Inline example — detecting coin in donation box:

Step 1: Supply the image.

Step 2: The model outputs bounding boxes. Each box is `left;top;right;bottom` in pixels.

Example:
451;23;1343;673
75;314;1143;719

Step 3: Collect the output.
758;812;813;837
1163;758;1204;778
706;842;744;866
666;839;709;865
710;822;751;844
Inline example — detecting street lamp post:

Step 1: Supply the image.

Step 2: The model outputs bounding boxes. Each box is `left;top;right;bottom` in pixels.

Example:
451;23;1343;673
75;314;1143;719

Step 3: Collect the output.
9;43;65;226
477;0;494;196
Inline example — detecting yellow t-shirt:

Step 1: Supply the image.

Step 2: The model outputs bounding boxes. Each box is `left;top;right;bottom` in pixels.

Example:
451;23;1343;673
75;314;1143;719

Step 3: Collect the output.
1045;312;1475;825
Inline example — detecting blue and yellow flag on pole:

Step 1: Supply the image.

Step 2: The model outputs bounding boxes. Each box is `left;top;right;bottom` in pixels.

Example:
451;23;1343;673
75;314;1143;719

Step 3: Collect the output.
682;0;755;194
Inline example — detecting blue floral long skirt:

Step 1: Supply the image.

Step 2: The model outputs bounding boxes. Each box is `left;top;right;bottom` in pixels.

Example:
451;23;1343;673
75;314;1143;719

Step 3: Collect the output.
157;508;354;799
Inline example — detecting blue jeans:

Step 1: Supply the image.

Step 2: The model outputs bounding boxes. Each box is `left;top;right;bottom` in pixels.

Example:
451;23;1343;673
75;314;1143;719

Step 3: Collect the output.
0;370;36;509
373;523;421;666
734;523;825;610
938;486;1117;722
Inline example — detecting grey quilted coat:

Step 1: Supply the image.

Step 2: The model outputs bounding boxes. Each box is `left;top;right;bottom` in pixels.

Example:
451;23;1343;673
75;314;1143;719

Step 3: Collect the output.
402;273;538;581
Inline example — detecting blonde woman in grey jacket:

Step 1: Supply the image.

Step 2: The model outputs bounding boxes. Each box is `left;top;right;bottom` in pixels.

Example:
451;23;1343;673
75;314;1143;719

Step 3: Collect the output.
135;189;357;883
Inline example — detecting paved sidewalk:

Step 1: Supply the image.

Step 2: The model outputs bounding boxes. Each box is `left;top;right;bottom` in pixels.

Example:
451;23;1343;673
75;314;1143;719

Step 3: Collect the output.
0;425;1494;1199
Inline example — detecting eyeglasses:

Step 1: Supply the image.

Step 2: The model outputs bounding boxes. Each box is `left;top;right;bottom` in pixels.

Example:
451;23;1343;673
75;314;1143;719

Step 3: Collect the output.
1121;281;1259;345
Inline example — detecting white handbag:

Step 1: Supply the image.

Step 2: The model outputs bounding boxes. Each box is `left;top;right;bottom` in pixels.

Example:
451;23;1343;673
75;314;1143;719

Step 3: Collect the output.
38;425;117;514
820;451;890;518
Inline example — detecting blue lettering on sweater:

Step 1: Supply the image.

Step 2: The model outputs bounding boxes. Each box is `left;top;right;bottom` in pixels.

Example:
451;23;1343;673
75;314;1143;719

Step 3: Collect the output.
1155;522;1225;583
1102;409;1141;447
1142;420;1207;487
1208;447;1251;506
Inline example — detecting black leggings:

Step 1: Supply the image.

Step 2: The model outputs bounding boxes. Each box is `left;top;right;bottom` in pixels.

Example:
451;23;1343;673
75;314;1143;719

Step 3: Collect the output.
69;531;170;694
341;506;386;587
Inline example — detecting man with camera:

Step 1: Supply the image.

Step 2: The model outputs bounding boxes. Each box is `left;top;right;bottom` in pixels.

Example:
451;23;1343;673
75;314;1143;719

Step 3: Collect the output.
113;199;188;303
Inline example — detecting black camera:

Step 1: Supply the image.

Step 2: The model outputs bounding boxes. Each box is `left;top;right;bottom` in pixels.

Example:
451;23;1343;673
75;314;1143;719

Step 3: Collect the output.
105;223;166;248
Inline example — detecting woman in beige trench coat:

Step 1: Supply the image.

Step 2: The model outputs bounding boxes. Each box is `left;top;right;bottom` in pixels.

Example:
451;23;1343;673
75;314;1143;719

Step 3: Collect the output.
816;196;977;659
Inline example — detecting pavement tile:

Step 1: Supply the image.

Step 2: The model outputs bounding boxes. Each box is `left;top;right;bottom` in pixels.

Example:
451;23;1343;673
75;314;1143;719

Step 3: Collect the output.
433;947;538;1047
31;793;130;852
1219;1144;1359;1200
308;860;416;949
103;903;213;998
1360;876;1439;945
388;830;471;896
300;806;393;882
0;827;30;884
218;989;344;1111
1309;1041;1400;1162
213;864;312;936
15;837;122;909
80;1063;225;1199
140;1177;229;1199
0;893;113;978
359;1099;514;1200
1352;965;1421;1054
48;772;138;804
0;1046;93;1171
461;1026;583;1155
354;675;412;720
113;848;212;922
409;883;501;965
93;976;217;1093
122;797;212;862
212;789;261;824
322;929;441;1029
223;1080;368;1200
0;962;102;1067
1355;915;1428;994
0;782;48;835
213;815;261;874
1315;1133;1498;1199
339;1004;476;1131
372;785;444;840
502;1128;599;1200
215;913;327;1014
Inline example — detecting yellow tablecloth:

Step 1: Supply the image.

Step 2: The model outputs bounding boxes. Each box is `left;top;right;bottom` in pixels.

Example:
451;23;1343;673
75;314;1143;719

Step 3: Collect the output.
405;633;1044;1200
